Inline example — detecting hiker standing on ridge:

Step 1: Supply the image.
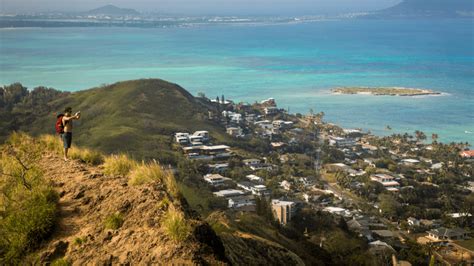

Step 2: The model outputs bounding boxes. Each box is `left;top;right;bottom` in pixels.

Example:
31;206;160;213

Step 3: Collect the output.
56;107;81;161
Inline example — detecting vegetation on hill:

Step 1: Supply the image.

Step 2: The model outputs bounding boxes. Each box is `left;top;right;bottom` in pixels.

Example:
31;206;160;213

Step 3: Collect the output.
0;79;229;163
0;133;59;264
0;133;229;264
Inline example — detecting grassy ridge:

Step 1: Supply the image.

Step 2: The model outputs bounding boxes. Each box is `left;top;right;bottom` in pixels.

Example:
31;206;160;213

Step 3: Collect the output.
3;79;229;163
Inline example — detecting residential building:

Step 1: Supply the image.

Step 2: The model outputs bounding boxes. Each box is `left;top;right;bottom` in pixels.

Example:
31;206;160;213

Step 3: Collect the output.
228;195;256;208
208;163;229;173
460;150;474;158
213;189;246;198
273;120;294;129
271;199;296;225
192;131;210;142
246;174;264;183
372;230;395;239
323;207;351;217
280;180;292;191
370;174;400;192
243;158;261;166
264;107;279;115
260;98;276;106
427;227;468;241
329;136;356;148
254;120;273;129
174;132;190;144
251;184;269;196
400;159;420;165
237;181;254;192
226;127;243;137
407;217;420;227
203;174;231;186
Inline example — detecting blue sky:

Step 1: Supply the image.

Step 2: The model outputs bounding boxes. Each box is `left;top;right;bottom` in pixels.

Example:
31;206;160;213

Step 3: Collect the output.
0;0;401;15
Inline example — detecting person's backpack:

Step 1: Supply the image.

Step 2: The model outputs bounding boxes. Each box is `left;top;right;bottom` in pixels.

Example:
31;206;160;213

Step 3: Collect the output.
55;114;64;134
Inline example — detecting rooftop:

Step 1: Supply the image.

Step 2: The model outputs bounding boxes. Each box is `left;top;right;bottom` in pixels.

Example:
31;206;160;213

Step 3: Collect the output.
271;199;295;206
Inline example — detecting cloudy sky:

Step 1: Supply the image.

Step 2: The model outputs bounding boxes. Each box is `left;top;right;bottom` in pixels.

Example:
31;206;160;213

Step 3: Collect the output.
0;0;401;15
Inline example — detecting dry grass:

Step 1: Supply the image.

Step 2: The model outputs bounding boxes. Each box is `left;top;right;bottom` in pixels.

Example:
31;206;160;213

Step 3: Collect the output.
163;169;180;199
69;147;103;166
127;161;181;199
103;154;137;177
38;134;63;155
128;162;165;186
162;206;191;242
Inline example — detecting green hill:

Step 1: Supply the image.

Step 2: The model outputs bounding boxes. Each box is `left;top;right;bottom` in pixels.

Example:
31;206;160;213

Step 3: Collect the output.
0;79;228;163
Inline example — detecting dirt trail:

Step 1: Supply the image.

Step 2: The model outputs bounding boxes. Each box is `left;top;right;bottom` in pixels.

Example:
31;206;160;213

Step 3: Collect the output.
36;154;227;265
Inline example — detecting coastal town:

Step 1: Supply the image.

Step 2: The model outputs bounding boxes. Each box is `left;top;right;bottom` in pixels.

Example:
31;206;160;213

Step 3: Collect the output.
173;94;474;265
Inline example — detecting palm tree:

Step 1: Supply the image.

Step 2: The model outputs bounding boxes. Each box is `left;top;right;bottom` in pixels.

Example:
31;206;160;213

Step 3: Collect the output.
415;130;426;142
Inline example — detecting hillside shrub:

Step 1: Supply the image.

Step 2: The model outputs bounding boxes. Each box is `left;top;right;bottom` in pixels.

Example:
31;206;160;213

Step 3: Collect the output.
104;213;124;230
162;207;191;242
51;258;71;266
0;133;59;263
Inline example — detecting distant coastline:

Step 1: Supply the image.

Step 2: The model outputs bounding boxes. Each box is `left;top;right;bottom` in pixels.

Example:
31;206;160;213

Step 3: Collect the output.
332;87;442;96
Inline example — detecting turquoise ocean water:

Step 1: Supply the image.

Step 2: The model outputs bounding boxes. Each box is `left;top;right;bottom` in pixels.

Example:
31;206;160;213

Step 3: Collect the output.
0;19;473;143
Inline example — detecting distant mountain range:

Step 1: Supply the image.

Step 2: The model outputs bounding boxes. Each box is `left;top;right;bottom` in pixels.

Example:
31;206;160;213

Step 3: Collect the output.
370;0;474;18
86;4;140;16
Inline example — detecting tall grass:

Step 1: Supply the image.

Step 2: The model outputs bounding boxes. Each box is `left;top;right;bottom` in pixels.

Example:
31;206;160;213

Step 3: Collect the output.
128;162;165;186
162;206;191;242
103;154;137;177
38;134;63;155
128;162;181;198
69;147;103;166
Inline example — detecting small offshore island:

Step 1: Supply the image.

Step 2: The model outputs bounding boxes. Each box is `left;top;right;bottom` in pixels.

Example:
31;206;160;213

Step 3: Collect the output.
332;87;441;96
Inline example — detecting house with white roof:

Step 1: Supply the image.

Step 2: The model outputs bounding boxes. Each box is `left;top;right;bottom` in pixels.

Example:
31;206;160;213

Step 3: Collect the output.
246;174;264;183
370;174;400;192
213;189;246;198
228;195;256;208
203;174;232;186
